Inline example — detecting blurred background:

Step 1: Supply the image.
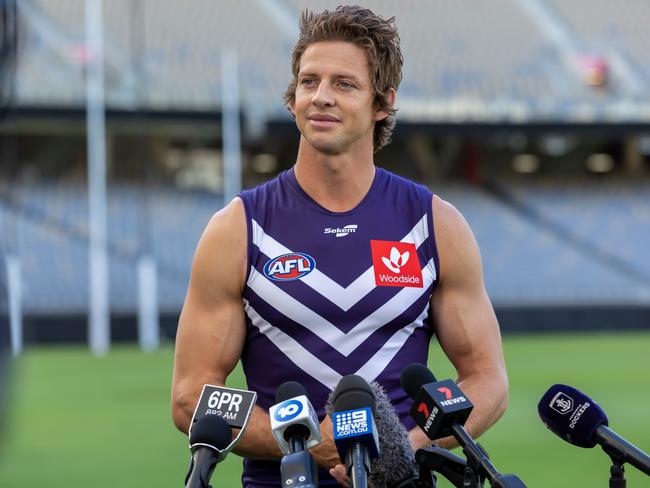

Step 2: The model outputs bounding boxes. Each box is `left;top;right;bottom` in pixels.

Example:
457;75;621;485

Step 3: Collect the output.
0;0;648;486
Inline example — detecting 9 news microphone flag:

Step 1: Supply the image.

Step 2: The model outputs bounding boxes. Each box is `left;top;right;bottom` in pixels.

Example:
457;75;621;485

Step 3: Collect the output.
538;384;650;476
269;381;322;487
185;385;257;488
329;375;380;488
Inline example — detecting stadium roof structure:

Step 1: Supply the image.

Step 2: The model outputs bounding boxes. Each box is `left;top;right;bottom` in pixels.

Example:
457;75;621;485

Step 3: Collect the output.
11;0;650;127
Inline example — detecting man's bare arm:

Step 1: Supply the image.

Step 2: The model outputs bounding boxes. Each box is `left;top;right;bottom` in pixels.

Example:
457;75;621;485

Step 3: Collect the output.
410;196;508;450
171;198;282;460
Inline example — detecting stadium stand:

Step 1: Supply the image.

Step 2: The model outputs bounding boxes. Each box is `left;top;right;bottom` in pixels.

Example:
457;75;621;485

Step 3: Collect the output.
15;0;650;122
548;0;650;83
0;183;219;314
1;180;648;318
3;1;650;338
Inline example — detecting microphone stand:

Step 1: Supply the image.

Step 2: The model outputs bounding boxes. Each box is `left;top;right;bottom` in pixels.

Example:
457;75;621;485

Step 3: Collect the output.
415;446;482;488
279;437;318;488
346;443;370;488
451;426;527;488
603;448;626;488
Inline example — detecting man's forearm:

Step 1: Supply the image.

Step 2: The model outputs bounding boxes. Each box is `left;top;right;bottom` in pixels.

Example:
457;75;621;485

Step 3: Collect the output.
231;405;283;460
457;370;508;440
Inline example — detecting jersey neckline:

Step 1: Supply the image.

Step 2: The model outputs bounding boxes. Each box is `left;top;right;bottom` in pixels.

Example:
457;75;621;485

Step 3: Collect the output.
284;166;384;216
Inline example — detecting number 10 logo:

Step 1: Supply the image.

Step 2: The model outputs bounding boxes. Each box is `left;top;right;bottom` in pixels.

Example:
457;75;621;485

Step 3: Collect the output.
274;399;303;422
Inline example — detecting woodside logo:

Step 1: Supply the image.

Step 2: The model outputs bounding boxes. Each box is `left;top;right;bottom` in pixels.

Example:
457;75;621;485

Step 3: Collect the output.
370;240;423;288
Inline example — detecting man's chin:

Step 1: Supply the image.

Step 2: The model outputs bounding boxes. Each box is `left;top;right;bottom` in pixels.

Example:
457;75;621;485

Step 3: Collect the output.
307;138;344;156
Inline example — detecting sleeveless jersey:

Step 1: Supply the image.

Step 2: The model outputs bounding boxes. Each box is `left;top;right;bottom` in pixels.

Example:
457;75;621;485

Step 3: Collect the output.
238;167;440;487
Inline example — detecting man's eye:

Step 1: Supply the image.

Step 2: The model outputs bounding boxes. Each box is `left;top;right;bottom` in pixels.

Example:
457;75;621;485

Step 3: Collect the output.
338;80;354;88
301;78;315;86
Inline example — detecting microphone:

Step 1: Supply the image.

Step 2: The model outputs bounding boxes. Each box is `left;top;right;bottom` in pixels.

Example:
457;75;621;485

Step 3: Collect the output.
270;381;322;454
326;381;419;488
185;414;232;488
538;384;650;476
329;375;380;488
401;363;526;488
269;381;322;487
366;382;419;488
184;384;257;487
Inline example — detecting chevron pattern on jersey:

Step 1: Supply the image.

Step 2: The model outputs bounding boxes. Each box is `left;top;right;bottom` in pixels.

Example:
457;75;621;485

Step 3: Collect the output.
244;215;436;388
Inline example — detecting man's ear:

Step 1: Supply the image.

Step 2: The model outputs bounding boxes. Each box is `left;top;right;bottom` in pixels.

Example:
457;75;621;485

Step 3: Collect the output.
375;87;396;122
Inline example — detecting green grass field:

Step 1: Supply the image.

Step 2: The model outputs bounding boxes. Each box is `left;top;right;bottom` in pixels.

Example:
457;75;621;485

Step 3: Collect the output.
0;332;648;487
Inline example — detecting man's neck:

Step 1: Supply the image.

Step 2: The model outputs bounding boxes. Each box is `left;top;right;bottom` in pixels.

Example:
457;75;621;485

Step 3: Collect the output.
293;139;376;213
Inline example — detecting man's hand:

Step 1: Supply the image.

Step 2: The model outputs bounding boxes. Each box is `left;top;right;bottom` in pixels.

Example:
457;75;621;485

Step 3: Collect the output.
308;416;352;486
309;415;341;468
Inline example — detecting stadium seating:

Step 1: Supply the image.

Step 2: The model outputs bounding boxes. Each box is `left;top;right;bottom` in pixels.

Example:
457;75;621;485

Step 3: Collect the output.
434;183;650;306
16;0;650;122
2;181;649;314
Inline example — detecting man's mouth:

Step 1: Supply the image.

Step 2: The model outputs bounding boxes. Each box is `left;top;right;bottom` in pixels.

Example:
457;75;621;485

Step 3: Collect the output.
308;113;340;122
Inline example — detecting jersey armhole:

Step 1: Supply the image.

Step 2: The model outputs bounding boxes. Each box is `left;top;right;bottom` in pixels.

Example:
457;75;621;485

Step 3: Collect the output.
427;195;441;288
239;193;254;285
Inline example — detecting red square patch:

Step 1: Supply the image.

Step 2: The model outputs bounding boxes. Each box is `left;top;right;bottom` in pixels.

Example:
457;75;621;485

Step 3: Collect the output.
370;240;423;288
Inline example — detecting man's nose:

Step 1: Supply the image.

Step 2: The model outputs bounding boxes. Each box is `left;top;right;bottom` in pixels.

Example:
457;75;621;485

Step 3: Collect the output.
312;81;335;107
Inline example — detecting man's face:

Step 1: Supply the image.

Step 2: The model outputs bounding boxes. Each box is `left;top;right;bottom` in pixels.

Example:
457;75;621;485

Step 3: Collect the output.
291;41;387;156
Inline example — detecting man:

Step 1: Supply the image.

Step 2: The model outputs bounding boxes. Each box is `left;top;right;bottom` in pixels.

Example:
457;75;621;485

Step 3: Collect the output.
172;6;508;487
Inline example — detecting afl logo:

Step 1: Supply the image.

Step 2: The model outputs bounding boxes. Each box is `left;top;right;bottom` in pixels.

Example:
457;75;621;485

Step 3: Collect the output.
263;253;316;281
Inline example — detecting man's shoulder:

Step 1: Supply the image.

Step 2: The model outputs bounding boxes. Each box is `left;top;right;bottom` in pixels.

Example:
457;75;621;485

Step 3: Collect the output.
379;167;432;195
240;170;288;199
432;194;474;241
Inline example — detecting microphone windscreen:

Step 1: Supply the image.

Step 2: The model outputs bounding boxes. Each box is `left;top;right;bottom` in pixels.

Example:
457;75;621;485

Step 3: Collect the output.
331;374;376;413
538;384;608;448
190;414;232;451
400;363;436;399
368;382;418;488
325;381;418;488
275;380;308;403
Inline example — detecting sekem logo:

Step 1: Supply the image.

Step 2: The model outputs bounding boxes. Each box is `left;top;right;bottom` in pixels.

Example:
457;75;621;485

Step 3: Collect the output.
370;240;423;288
264;253;316;281
324;224;358;237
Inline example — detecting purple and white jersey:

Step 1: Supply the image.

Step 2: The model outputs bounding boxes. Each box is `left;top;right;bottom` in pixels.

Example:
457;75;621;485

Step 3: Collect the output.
239;167;440;486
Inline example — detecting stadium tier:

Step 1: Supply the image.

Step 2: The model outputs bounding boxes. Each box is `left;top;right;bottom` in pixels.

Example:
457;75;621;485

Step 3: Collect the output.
13;0;650;122
1;181;649;315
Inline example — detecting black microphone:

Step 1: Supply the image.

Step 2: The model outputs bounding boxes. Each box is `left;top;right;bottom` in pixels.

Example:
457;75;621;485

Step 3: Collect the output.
329;375;380;488
538;384;650;476
348;382;419;488
184;384;257;487
185;414;232;488
269;381;321;487
401;363;526;488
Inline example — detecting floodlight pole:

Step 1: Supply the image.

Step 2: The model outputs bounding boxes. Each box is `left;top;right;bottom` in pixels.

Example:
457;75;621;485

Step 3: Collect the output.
6;254;22;356
85;0;110;355
221;49;241;206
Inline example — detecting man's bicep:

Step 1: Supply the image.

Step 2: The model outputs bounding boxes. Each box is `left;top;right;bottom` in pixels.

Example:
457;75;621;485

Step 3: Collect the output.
431;198;504;379
432;280;502;379
172;200;248;432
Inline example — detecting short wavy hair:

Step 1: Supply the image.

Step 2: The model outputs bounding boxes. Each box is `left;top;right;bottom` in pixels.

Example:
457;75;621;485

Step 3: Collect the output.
283;5;403;152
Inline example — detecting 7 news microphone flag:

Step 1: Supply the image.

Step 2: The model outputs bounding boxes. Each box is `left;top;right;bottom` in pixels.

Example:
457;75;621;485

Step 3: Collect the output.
269;381;321;487
401;363;527;488
538;384;650;478
184;384;257;488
